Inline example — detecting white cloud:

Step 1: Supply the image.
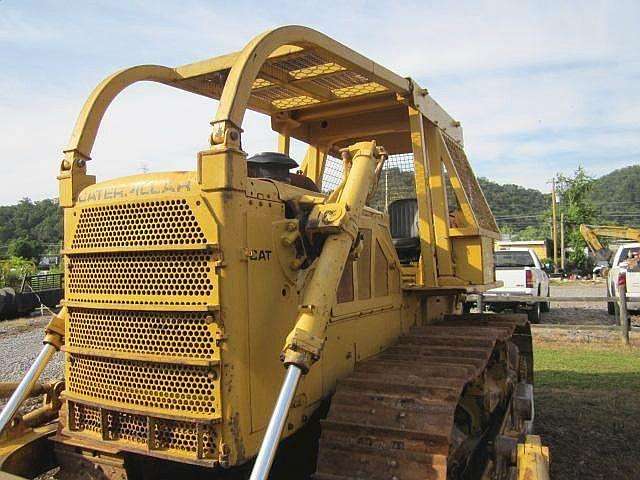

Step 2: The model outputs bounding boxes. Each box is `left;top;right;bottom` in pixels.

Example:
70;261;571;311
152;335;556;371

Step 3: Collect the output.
0;0;639;204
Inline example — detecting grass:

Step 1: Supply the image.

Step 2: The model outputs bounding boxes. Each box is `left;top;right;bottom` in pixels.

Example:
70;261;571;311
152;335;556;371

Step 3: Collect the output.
534;341;640;479
535;343;640;389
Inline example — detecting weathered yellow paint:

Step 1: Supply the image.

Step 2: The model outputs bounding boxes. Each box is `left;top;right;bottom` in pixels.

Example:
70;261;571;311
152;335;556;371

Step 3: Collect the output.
517;435;550;480
425;120;454;278
408;107;438;287
300;144;328;187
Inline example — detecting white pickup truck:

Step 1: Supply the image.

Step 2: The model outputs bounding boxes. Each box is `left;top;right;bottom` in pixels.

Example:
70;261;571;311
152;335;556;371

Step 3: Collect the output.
607;242;640;314
484;248;551;323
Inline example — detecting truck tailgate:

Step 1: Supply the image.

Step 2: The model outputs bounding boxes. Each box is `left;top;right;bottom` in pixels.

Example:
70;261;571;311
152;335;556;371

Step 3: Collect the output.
627;272;640;295
493;268;527;291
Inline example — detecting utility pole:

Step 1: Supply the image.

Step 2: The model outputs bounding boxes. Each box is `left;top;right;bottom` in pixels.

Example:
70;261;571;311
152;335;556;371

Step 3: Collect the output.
560;212;565;272
551;179;558;274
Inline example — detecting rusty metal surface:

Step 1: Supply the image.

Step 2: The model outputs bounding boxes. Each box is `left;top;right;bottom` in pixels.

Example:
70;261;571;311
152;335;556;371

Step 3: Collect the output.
314;314;530;480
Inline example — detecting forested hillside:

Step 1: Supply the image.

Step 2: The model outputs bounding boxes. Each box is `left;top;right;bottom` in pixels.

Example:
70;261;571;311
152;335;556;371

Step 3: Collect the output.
478;178;549;229
588;165;640;225
0;199;62;259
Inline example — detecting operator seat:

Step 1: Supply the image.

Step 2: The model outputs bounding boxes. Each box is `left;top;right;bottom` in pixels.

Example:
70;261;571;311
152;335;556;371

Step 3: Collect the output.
388;198;421;263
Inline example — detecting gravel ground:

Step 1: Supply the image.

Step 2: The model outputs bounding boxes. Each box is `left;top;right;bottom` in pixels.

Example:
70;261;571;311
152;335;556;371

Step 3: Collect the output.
0;314;64;411
543;280;640;326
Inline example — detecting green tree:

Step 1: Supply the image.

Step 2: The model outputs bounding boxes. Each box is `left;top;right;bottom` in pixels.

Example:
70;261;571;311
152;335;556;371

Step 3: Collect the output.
0;257;37;289
513;224;549;241
8;237;44;260
556;167;598;274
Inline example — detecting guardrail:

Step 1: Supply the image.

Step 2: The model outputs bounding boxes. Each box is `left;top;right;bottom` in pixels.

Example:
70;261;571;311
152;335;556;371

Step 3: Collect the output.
22;273;63;292
470;295;640;303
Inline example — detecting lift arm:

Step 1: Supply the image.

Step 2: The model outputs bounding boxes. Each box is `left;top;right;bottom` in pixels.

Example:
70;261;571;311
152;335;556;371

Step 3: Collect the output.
250;141;385;480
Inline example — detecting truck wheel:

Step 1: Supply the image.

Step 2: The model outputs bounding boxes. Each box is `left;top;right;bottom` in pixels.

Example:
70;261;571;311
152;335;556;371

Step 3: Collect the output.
527;302;541;324
607;302;616;315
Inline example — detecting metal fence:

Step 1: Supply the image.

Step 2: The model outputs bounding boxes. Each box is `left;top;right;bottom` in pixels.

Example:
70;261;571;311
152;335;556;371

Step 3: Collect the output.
469;283;638;345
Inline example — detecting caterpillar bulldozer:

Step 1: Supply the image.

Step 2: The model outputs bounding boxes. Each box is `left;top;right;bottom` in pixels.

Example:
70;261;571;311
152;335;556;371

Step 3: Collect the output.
0;26;548;480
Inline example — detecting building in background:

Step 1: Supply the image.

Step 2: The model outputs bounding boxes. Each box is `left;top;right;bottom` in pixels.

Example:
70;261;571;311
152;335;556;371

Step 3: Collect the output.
495;240;551;262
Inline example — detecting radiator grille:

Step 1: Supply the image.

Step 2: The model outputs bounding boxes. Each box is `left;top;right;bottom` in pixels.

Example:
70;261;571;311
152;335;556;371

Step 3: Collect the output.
66;251;215;305
68;309;216;360
69;402;217;459
104;409;147;445
67;355;218;418
72;199;207;249
70;401;101;434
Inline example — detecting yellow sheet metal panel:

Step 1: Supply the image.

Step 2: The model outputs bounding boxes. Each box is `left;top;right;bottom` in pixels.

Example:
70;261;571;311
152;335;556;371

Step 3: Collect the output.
451;237;483;286
246;194;301;432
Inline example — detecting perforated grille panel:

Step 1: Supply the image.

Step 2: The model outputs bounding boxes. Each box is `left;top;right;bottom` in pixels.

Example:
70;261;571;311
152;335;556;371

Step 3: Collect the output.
104;409;147;445
67;355;218;418
66;251;216;305
70;401;101;434
68;309;216;360
154;418;216;458
72;199;207;249
64;178;222;464
69;402;217;459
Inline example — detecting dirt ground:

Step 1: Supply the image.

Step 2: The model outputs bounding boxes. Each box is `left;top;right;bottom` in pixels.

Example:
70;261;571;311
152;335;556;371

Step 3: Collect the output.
533;337;640;480
543;279;640;326
1;280;639;479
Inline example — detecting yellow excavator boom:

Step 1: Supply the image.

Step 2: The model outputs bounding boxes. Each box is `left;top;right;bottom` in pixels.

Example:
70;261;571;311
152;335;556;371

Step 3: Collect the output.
580;224;640;260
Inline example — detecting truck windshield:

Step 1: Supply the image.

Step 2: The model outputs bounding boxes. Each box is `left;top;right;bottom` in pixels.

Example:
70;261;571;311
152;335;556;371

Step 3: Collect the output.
494;251;535;268
617;247;640;266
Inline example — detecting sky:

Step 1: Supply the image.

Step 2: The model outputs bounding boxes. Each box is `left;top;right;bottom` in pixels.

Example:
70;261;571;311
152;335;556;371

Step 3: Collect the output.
1;0;639;204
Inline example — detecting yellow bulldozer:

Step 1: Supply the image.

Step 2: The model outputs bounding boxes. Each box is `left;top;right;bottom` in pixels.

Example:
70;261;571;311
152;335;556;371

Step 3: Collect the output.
0;26;549;480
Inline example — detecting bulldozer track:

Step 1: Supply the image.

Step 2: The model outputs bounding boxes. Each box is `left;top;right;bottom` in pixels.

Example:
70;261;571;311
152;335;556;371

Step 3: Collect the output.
314;313;532;480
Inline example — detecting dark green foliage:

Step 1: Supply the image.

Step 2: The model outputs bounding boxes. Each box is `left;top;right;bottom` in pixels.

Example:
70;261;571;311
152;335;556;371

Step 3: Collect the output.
8;237;44;260
0;257;37;289
556;167;598;273
478;177;549;222
588;165;640;225
0;198;62;260
478;177;551;240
